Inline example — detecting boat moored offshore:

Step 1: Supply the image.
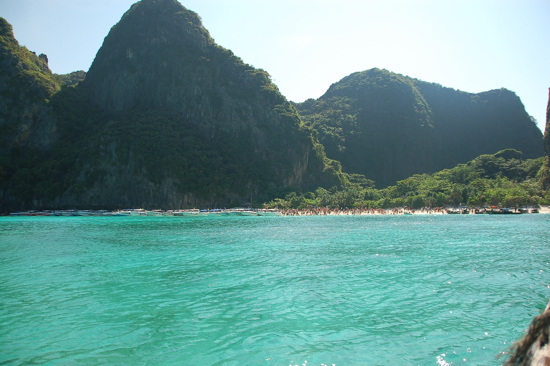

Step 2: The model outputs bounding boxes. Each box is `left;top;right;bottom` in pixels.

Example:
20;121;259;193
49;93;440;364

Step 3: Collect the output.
258;209;282;216
173;209;200;216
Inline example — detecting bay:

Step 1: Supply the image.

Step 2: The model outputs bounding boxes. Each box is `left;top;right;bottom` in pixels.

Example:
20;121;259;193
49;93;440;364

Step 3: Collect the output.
0;214;549;365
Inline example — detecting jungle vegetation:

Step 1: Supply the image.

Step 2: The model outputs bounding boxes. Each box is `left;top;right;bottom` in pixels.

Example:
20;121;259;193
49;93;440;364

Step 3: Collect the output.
264;149;549;210
296;69;544;188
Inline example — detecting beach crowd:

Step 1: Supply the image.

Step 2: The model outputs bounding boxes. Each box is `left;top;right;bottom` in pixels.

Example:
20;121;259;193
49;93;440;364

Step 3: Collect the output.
280;207;449;216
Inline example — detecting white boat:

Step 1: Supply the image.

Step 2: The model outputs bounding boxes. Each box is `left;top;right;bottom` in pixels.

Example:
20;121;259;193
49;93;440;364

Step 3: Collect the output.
130;209;147;216
77;210;93;216
226;208;258;216
88;211;106;216
147;210;164;216
173;209;200;216
111;210;132;216
225;208;244;216
258;209;282;216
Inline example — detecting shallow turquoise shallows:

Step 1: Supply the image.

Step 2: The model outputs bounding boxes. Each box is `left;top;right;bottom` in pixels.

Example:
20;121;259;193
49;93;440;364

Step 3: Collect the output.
1;215;549;365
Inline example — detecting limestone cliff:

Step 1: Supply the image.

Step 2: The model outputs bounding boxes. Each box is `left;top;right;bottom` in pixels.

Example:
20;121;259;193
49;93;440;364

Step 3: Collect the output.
74;0;341;207
0;17;61;155
0;1;342;211
0;17;64;210
297;68;544;187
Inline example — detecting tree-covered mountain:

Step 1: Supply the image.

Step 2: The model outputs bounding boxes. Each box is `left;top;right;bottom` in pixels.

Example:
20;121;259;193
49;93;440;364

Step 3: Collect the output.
296;68;544;188
0;17;65;209
56;71;86;87
0;18;62;156
0;0;343;212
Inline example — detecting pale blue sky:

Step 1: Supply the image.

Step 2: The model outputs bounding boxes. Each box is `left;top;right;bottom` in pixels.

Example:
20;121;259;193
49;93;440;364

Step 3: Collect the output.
2;0;549;131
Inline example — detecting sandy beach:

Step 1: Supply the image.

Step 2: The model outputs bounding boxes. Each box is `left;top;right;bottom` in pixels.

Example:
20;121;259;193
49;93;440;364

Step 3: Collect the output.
280;206;550;216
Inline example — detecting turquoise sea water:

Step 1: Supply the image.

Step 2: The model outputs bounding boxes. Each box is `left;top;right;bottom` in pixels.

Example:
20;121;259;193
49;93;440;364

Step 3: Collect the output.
1;215;549;365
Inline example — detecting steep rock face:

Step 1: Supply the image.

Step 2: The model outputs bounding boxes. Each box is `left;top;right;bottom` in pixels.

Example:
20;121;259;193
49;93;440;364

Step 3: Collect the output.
82;0;214;113
1;1;341;211
297;68;543;187
81;0;289;141
0;18;63;211
75;0;340;204
0;18;60;155
414;81;543;167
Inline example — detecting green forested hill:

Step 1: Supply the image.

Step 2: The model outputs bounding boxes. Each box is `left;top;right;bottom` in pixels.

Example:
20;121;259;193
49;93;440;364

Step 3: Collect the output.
264;149;548;210
0;17;62;156
296;68;544;188
56;71;86;87
0;0;342;212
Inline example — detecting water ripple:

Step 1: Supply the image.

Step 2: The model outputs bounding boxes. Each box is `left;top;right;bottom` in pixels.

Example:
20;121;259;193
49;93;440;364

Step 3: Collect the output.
1;215;549;365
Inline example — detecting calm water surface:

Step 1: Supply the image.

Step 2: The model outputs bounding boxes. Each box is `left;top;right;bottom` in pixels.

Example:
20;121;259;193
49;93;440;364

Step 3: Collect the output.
1;215;549;365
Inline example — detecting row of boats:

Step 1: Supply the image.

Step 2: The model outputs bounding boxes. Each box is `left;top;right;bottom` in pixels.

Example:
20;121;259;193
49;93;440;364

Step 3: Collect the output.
9;208;283;217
